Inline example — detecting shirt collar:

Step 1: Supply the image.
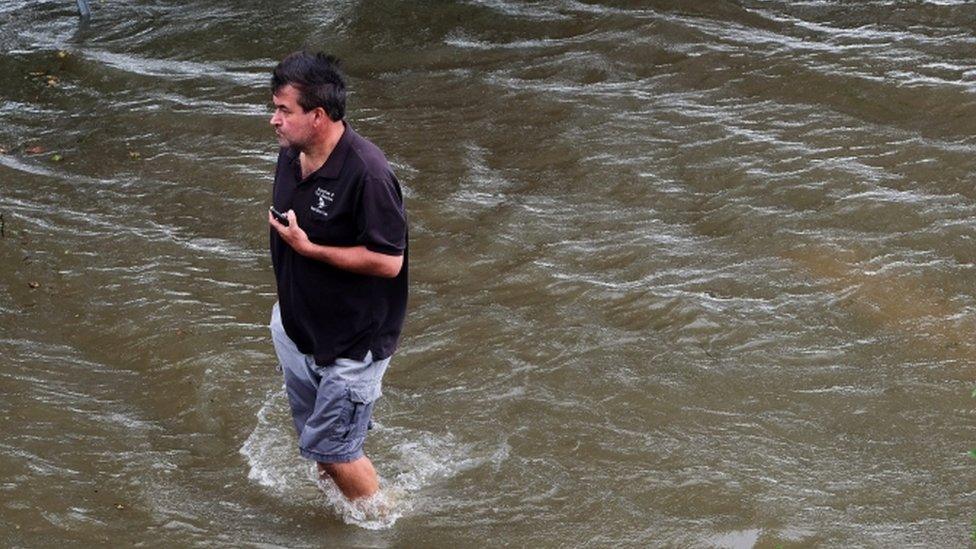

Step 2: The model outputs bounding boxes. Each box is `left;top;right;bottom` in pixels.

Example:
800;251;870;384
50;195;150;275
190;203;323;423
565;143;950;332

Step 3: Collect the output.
287;121;354;181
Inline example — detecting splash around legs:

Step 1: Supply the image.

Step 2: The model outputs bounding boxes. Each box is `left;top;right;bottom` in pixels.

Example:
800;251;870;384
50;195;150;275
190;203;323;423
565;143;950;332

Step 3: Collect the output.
315;458;398;528
317;456;379;500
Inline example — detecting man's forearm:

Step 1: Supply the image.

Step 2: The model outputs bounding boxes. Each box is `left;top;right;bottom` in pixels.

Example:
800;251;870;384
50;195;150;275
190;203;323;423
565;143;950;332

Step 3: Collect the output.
269;209;403;278
297;241;403;278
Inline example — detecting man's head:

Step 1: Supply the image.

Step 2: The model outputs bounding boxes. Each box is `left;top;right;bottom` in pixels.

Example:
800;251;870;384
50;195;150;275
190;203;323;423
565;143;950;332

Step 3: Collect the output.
270;51;347;149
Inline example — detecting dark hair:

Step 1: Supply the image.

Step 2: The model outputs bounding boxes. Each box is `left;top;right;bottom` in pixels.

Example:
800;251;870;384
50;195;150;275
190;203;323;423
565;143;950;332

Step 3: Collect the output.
271;51;347;121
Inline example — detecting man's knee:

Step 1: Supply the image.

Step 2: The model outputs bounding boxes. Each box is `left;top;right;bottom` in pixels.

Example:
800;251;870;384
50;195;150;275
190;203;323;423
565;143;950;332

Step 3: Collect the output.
318;461;339;478
317;457;378;499
318;457;364;478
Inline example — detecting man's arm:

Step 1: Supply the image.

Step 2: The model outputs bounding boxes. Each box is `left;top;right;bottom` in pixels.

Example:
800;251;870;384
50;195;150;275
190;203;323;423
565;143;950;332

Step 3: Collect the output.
269;210;403;278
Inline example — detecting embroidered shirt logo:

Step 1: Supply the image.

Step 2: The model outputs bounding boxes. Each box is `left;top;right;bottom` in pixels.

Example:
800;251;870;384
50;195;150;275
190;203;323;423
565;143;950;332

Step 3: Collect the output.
311;188;335;217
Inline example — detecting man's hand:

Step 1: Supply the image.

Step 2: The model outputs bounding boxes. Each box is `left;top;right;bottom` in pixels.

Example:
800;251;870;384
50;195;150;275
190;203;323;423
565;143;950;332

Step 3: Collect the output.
269;209;310;255
268;209;403;278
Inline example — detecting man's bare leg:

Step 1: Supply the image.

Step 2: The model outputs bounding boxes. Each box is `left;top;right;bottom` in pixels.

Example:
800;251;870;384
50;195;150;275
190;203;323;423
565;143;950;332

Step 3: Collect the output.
318;456;379;500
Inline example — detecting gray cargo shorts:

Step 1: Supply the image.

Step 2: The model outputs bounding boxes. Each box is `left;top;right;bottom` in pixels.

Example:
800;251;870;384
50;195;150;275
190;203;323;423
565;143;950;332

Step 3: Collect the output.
270;302;390;463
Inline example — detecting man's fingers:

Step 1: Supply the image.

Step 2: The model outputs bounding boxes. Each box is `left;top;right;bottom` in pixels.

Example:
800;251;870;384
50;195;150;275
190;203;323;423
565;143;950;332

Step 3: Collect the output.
268;210;285;234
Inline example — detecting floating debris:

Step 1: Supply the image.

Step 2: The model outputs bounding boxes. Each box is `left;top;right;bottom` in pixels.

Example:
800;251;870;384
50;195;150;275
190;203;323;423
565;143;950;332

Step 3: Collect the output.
114;503;125;510
77;0;92;19
28;282;39;289
128;151;141;160
57;50;68;60
26;70;63;88
51;153;63;162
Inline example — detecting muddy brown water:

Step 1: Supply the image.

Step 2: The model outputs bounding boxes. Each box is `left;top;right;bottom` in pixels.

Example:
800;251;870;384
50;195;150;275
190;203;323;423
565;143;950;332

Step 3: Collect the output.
2;1;976;546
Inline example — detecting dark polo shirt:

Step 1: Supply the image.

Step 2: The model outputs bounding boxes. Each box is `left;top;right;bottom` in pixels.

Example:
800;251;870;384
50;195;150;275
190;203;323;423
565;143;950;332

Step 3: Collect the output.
270;122;407;367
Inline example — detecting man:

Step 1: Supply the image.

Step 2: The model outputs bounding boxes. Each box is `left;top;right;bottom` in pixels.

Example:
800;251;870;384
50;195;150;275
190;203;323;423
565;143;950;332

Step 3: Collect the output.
266;51;407;501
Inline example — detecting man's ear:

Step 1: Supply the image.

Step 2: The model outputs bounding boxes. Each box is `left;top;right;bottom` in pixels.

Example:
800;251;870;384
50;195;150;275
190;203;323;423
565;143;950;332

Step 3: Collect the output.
313;107;328;124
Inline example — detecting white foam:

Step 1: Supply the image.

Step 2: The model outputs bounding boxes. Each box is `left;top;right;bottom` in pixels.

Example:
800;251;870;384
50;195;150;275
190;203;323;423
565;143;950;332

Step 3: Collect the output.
314;469;403;530
240;388;511;529
238;387;306;493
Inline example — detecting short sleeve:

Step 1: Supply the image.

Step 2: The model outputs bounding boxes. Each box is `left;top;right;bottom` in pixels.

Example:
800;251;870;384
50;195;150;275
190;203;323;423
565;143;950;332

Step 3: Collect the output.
356;172;406;256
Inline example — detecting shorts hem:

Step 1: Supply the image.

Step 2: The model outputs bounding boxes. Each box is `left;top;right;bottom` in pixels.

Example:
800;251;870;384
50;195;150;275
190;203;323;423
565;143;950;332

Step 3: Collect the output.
299;445;365;464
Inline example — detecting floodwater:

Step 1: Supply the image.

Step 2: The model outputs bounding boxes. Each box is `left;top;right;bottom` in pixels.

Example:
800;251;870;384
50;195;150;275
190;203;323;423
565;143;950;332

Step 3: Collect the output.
2;0;975;546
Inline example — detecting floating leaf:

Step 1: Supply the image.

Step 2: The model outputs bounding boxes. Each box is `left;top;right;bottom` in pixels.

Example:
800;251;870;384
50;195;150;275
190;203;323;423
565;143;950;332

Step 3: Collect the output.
51;153;62;162
969;449;976;460
128;151;141;159
57;50;68;59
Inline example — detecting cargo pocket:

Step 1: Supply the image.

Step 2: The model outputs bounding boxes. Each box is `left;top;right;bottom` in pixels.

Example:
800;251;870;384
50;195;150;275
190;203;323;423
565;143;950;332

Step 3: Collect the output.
344;381;381;441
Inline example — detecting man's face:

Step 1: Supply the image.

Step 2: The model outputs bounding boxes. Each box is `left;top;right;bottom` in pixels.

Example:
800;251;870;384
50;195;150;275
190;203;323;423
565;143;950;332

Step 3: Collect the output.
270;85;314;149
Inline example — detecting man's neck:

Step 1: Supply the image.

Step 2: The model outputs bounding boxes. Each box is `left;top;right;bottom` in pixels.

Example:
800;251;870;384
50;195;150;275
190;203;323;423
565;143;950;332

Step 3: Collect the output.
300;122;345;180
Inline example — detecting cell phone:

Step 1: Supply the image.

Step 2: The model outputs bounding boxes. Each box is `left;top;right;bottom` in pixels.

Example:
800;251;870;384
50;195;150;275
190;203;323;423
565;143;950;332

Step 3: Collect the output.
269;206;289;226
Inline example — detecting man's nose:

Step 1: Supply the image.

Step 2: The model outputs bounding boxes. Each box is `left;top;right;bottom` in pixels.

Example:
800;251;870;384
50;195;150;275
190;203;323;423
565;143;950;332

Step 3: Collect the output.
270;112;280;126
